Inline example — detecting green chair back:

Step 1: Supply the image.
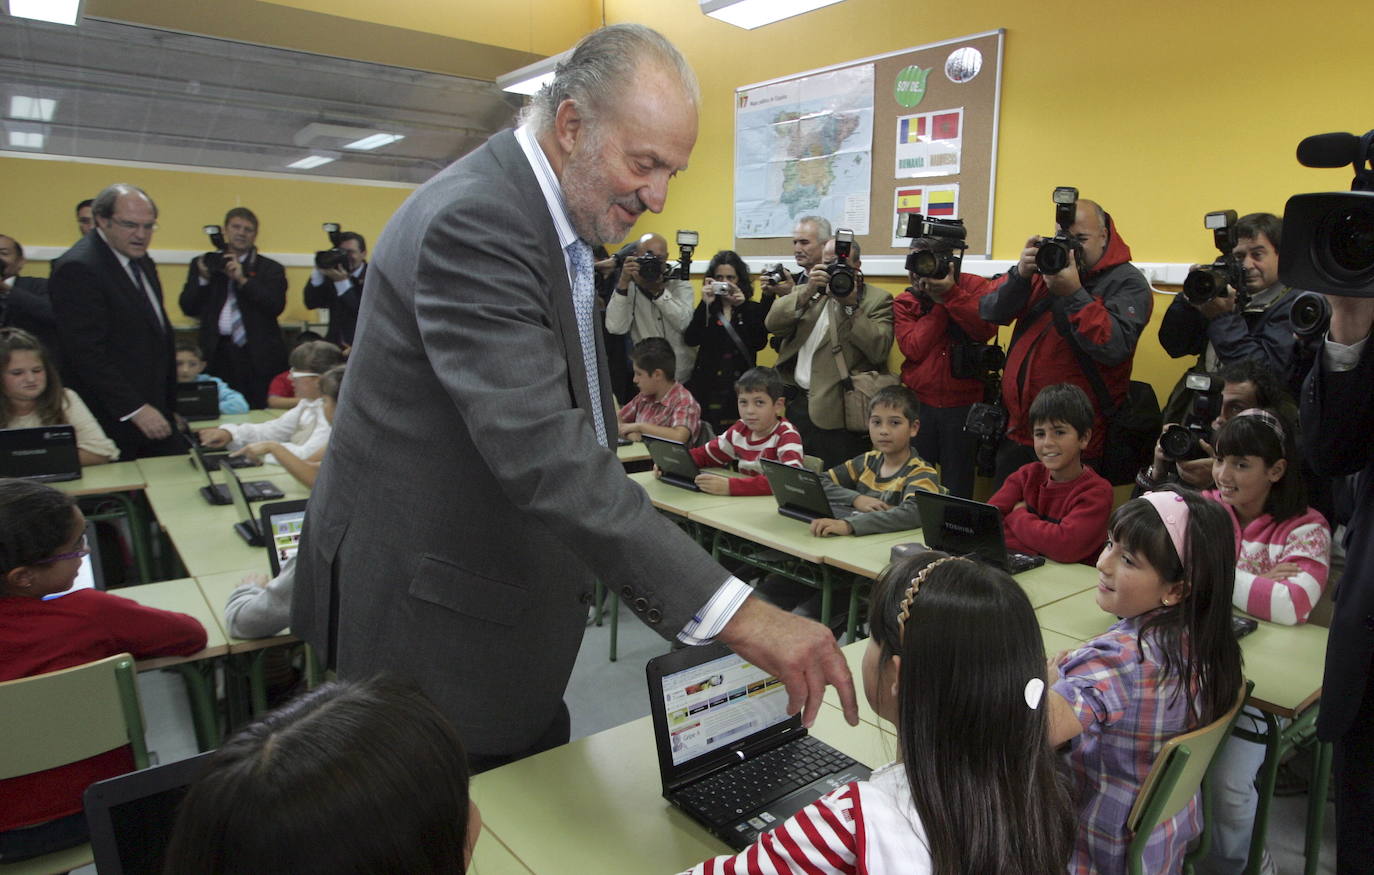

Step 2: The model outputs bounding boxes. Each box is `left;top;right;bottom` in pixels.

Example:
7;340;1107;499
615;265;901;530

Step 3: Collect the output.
802;454;824;474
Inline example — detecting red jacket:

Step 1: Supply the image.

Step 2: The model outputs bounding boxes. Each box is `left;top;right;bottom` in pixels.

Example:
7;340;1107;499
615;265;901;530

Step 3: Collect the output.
979;217;1152;458
893;273;998;408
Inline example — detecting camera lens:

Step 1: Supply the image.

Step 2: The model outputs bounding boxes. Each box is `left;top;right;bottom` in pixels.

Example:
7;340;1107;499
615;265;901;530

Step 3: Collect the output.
907;250;945;278
1290;291;1332;338
1318;204;1374;283
1182;267;1225;305
1035;240;1070;274
1159;424;1199;462
828;266;855;296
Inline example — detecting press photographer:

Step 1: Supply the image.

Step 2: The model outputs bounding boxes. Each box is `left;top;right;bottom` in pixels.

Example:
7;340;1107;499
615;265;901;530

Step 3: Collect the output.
178;207;287;408
0;233;61;368
892;216;1000;498
978;188;1154;486
604;232;695;383
303;223;367;349
766;228;894;468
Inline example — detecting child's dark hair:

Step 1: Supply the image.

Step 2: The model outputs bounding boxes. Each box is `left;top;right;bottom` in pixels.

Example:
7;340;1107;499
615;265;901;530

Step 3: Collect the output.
290;330;325;348
163;677;472;874
734;366;784;401
1110;486;1244;728
0;327;66;428
868;552;1074;874
0;479;78;578
629;337;676;381
288;340;346;375
868;384;919;422
1213;409;1305;521
319;365;345;401
1028;383;1094;437
175;339;205;360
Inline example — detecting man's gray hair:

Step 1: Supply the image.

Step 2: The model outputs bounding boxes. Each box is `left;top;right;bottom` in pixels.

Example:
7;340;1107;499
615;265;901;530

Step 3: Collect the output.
795;215;833;243
520;24;699;133
91;183;158;220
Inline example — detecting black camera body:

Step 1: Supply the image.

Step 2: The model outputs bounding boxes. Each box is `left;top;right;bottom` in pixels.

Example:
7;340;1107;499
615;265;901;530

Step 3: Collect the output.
903;214;968;280
1280;130;1374;299
1159;371;1223;462
950;342;1006;382
1034;186;1083;274
824;228;858;296
314;222;349;272
201;225;229;274
964;401;1008;440
761;263;792;286
1182;210;1246;307
633;253;665;285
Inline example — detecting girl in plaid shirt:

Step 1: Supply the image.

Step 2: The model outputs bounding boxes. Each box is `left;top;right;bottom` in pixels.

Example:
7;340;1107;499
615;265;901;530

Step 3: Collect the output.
1046;487;1244;874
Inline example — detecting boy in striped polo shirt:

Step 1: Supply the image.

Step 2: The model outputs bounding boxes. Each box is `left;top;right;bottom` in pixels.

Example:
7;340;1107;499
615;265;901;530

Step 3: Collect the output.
687;366;804;496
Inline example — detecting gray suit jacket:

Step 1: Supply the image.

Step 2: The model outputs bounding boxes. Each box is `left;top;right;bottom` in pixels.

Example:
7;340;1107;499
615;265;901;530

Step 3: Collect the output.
292;129;731;757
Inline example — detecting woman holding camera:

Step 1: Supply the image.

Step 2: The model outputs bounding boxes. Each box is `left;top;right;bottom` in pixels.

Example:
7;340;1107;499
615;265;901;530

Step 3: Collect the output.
685;250;769;434
893;236;999;498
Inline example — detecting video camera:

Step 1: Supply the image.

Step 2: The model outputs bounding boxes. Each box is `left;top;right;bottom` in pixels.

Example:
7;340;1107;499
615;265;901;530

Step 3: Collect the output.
1182;210;1246;307
824;228;858;296
1035;186;1084;274
902;213;967;280
200;225;229;274
1159;371;1224;462
314;223;351;272
1281;130;1374;338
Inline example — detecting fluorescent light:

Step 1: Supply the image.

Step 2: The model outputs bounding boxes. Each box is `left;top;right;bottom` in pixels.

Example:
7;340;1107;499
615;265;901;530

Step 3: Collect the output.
700;0;845;29
10;96;57;121
8;131;45;149
8;0;83;26
343;132;404;151
286;155;336;170
496;52;569;96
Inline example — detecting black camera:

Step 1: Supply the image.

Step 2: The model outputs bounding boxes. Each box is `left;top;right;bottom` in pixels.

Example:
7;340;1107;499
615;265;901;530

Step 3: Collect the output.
1280;130;1374;299
1034;186;1083;274
674;230;698;281
761;263;791;286
633;253;665;285
950;342;1006;381
201;225;229;273
1290;290;1332;338
964;401;1008;440
1159;371;1223;462
1182;210;1246;306
903;214;968;279
314;222;349;272
824;228;858;296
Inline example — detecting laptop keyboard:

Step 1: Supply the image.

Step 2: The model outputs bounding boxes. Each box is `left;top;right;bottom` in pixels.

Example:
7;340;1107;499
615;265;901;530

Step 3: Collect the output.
674;736;859;825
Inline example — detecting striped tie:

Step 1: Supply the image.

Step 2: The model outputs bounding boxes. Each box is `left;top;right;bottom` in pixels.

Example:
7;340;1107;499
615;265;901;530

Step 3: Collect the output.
566;240;608;447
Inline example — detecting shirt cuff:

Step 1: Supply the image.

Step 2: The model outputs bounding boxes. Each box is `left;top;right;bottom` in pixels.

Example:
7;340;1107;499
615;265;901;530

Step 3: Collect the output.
119;403;148;422
677;576;752;645
1324;335;1367;373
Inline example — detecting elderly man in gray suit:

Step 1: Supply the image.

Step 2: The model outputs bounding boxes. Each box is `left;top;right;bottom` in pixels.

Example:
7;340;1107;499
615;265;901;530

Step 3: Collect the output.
292;24;858;771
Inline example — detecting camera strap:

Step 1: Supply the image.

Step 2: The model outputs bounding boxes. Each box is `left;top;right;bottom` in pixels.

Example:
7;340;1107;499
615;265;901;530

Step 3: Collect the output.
715;304;753;361
1049;302;1119;418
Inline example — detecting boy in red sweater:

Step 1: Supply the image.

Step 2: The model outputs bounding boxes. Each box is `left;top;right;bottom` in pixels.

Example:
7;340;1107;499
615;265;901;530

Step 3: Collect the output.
987;383;1112;564
687;366;804;496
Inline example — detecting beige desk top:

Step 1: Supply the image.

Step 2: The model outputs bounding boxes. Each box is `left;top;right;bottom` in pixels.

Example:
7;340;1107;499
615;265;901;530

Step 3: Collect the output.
473;706;893;875
195;569;297;655
626;470;742;518
616;441;652;464
186;409;281;430
470;826;536;874
111;578;229;670
52;460;147;496
686;498;830;564
135;452;274;486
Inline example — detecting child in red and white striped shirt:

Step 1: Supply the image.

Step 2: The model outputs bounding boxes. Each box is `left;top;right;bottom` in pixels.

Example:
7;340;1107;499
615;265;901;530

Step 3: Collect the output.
687;367;804;497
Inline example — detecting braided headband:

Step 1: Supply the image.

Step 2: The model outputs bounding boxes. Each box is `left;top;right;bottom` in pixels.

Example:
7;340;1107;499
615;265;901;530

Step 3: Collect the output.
896;555;970;633
1236;407;1286;444
1140;490;1189;567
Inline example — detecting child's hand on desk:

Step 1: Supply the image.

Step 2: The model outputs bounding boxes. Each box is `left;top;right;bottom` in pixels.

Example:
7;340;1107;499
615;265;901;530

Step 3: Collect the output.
231;441;280;463
851;496;890;512
198;427;232;448
617;421;642;440
241;572;269;590
810;518;854;537
695;474;731;495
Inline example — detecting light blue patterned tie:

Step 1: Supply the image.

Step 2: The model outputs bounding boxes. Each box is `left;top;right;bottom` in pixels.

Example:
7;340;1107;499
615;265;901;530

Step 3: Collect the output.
566;240;608;447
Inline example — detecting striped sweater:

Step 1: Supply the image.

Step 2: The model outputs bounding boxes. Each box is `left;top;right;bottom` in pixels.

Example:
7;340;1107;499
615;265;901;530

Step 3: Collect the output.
689;419;805;496
1203;491;1331;625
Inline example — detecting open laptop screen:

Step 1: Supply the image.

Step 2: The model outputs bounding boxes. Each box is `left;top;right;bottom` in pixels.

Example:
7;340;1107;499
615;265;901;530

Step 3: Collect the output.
261;500;308;575
85;751;216;875
659;651;789;769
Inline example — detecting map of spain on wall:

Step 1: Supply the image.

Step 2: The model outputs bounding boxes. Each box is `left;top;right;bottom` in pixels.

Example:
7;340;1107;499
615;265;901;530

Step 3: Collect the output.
734;65;875;238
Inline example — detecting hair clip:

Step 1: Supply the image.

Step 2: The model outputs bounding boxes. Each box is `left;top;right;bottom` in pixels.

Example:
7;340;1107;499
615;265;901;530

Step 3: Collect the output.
1024;678;1045;710
1237;408;1286;444
896;556;967;634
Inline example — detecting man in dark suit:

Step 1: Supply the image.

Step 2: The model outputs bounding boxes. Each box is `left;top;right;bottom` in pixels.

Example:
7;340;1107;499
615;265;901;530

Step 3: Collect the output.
179;207;287;408
0;234;62;367
49;183;179;459
292;23;858;771
302;230;367;350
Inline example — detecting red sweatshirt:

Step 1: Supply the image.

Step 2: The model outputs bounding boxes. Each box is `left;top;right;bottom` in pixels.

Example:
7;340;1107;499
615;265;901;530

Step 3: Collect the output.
988;461;1113;565
689;418;805;496
0;590;207;831
893;273;998;408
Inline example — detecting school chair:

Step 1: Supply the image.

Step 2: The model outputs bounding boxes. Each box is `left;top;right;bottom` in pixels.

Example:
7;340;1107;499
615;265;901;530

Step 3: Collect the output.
802;454;824;474
0;653;150;875
1125;680;1251;875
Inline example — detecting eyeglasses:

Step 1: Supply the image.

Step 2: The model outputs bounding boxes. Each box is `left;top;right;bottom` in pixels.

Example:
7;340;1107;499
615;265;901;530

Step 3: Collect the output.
33;534;90;565
289;370;321;379
110;218;158;232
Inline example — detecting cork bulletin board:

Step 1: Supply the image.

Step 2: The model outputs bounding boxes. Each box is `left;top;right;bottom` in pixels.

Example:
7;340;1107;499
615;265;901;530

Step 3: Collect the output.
732;29;1004;259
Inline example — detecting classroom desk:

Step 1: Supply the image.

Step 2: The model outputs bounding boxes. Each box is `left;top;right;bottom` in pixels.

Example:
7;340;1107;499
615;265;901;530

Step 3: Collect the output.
626;470;741;517
616;441;651;465
52;460;147;495
186;409;281;430
470;827;536;875
135;452;269;486
472;706;894;874
195;570;291;654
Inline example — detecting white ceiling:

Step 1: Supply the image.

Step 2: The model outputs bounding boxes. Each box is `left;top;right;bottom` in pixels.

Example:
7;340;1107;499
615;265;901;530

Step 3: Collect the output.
0;16;523;184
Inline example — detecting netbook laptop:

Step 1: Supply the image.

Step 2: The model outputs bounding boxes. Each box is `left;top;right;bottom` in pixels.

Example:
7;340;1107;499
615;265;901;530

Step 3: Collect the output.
0;425;81;482
85;751;216;875
222;464;285;546
173;381;219;420
181;431;260;471
642;435;701;491
647;642;870;851
43;521;105;599
187;439;283;507
758;458;857;523
261;499;308;575
911;491;1046;574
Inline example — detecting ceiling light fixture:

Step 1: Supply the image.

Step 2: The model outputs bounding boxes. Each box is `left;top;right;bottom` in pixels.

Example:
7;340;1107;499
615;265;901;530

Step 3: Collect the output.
10;96;58;121
286;155;336;170
8;131;46;149
343;132;404;151
7;0;83;26
495;51;570;96
699;0;846;29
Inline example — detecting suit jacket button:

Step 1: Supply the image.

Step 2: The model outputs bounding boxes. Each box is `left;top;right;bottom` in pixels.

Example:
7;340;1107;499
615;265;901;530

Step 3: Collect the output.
646;608;662;624
621;585;634;599
634;597;649;613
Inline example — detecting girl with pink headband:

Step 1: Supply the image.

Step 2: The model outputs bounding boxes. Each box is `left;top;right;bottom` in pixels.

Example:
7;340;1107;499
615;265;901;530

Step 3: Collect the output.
1045;486;1244;874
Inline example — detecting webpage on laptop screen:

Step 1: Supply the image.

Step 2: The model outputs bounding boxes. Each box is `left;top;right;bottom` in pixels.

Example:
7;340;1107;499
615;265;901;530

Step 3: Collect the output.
662;653;789;768
269;511;306;566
